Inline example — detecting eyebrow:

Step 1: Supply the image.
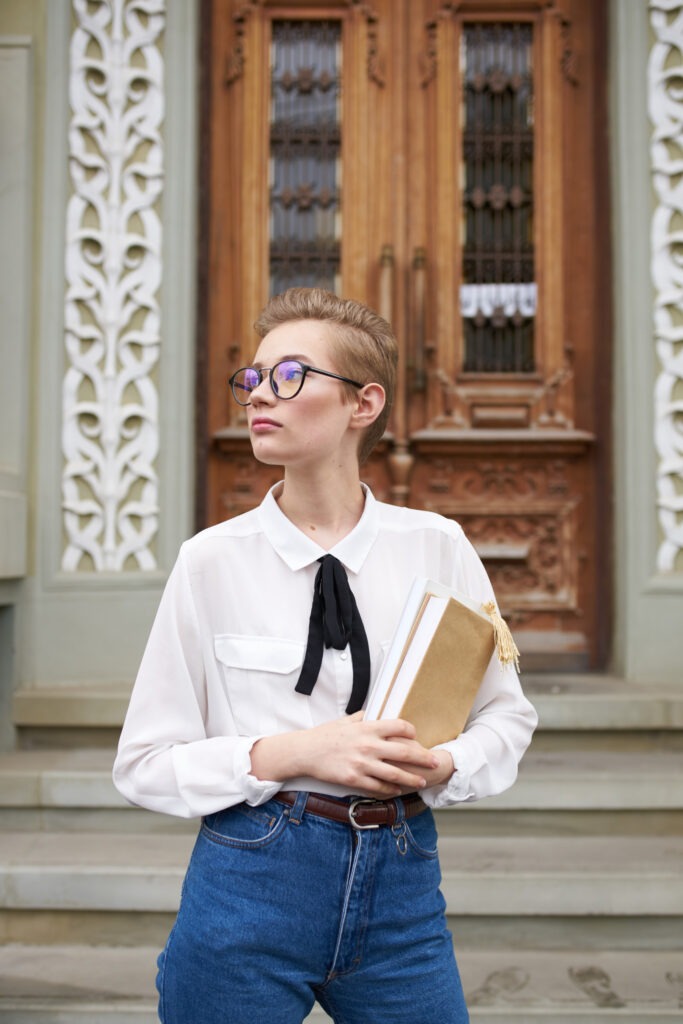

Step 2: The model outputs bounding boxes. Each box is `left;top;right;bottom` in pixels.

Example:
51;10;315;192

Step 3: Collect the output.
252;354;311;368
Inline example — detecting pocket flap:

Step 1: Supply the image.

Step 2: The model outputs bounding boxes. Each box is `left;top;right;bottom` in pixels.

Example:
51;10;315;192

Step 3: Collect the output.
214;635;305;675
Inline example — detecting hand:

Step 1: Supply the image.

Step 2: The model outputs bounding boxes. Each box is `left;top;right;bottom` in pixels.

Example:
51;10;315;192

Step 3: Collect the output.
250;712;441;799
385;744;455;792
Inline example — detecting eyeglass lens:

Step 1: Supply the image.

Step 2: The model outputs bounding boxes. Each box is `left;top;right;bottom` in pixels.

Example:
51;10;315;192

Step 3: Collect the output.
271;361;305;397
231;360;305;404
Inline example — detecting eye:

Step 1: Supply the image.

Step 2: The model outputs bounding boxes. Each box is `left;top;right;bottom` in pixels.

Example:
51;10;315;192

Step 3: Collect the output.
243;368;261;390
275;360;304;383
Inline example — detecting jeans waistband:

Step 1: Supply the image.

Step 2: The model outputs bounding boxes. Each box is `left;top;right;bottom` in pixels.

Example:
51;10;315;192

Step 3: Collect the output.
275;790;426;830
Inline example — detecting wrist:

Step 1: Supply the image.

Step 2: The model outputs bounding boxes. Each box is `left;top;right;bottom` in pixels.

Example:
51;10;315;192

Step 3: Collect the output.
250;730;307;782
431;748;455;786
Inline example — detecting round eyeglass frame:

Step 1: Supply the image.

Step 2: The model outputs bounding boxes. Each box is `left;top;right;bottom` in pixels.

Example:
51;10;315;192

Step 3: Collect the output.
228;359;364;406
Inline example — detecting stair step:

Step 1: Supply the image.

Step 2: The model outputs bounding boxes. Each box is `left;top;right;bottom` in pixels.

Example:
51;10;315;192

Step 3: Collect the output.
13;678;683;731
439;835;683;916
466;748;683;810
2;747;682;815
525;676;683;730
4;679;681;1021
13;688;130;729
1;832;681;917
0;750;124;809
0;945;681;1022
0;833;193;912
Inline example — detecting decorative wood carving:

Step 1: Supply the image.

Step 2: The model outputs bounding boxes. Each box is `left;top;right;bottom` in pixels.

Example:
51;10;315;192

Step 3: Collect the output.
419;15;438;88
224;1;385;88
413;449;586;644
224;1;261;86
454;507;579;612
62;0;165;571
349;1;385;87
420;0;577;86
547;0;578;85
424;456;572;501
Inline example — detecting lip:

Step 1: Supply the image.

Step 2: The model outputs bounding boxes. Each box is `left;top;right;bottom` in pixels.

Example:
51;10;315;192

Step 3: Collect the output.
250;416;282;433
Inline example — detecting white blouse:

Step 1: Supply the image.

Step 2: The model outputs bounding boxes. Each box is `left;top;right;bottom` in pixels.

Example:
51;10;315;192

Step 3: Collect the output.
113;484;538;818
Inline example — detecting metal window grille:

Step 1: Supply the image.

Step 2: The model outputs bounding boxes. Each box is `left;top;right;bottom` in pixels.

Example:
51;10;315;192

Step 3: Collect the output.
461;23;536;373
269;20;342;296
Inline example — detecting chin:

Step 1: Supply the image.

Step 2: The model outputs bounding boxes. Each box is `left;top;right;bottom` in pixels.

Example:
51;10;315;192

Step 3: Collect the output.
250;445;286;468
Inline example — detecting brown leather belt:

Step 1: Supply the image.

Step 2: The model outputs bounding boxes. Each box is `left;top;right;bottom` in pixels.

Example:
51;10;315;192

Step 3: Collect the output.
276;790;427;830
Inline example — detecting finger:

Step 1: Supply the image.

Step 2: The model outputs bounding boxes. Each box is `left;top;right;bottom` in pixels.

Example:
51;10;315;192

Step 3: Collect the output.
369;717;418;740
367;760;428;791
354;781;404;799
381;738;439;769
353;771;419;798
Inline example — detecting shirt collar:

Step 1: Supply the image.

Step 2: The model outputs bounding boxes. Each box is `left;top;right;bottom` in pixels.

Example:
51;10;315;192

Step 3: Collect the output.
257;482;380;575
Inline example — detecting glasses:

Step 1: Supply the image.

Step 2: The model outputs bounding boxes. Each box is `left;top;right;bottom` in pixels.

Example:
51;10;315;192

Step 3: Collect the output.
228;359;364;405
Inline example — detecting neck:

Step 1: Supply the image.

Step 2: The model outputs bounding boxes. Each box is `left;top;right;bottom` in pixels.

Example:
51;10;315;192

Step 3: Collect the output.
277;467;365;549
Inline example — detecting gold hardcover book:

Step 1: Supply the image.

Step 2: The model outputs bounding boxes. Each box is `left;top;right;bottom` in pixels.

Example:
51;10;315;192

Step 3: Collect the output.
365;579;518;748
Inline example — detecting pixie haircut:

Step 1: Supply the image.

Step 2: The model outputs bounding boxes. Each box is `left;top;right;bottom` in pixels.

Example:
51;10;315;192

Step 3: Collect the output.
253;287;398;464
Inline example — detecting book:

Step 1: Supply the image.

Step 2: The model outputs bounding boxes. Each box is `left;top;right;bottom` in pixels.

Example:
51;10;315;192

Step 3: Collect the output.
364;577;518;748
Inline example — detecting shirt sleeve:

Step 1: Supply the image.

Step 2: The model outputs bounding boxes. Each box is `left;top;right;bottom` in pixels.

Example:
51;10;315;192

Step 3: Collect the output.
420;530;538;809
112;544;281;818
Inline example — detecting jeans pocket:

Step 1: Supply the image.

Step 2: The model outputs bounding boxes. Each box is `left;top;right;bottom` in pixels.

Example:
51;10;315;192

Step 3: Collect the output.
201;801;288;849
403;808;439;859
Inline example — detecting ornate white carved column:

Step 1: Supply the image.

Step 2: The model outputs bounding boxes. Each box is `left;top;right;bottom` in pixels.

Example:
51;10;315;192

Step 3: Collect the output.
62;0;165;571
650;0;683;573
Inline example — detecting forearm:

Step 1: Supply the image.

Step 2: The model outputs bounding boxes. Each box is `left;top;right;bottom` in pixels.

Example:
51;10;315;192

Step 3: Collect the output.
249;729;308;782
113;733;279;817
250;714;442;799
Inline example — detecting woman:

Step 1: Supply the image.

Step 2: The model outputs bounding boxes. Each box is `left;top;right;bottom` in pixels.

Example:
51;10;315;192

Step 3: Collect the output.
114;287;537;1024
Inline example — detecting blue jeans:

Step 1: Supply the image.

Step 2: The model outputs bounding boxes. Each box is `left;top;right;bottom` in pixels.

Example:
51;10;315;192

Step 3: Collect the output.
156;792;469;1024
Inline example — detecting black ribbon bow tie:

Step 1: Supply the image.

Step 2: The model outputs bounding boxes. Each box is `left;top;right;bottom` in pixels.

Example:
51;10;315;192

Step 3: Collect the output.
295;554;371;714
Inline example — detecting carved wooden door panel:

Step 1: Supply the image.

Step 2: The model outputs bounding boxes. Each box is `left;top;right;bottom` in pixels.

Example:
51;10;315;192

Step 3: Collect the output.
198;0;610;670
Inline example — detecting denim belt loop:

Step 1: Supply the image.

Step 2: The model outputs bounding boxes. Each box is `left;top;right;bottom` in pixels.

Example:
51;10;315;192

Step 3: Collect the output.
286;790;309;826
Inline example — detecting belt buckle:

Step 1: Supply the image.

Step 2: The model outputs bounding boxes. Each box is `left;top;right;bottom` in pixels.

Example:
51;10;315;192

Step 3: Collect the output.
348;797;382;830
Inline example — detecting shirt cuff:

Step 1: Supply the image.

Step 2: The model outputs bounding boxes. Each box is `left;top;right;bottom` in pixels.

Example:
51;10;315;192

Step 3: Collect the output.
237;736;282;806
420;737;477;808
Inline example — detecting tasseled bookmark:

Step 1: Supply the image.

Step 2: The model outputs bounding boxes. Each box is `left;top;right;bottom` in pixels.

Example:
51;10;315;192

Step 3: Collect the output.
482;601;521;672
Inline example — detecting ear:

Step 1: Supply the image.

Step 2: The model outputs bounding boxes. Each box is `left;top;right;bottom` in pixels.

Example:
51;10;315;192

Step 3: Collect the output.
349;382;385;432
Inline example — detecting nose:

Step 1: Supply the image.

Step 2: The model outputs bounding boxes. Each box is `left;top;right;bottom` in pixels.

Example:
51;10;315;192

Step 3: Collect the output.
248;371;276;405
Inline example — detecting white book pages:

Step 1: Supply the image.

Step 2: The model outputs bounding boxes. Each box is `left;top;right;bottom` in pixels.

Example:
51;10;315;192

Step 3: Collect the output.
378;594;449;720
364;576;430;720
364;576;491;722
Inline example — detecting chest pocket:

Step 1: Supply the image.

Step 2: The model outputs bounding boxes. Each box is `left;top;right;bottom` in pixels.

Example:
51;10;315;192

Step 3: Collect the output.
213;634;312;736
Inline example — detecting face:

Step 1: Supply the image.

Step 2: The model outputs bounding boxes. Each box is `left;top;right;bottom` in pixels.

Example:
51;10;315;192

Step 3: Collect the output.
245;320;362;471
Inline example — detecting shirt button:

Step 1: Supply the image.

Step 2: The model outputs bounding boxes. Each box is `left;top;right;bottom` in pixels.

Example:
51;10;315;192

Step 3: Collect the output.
340;651;349;660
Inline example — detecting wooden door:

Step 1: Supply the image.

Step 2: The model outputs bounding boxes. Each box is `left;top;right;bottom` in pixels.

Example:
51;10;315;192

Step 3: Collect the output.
197;0;611;671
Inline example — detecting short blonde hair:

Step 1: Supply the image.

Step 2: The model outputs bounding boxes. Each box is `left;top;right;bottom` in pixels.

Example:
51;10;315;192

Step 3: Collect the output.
254;288;397;463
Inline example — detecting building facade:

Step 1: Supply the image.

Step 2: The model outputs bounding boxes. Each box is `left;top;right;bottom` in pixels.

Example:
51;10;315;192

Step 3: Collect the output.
0;0;681;743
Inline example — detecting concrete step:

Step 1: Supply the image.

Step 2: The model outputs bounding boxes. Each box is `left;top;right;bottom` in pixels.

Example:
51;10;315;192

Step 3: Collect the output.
1;831;681;918
13;688;130;730
12;677;683;737
0;945;682;1022
524;675;683;731
2;746;682;821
